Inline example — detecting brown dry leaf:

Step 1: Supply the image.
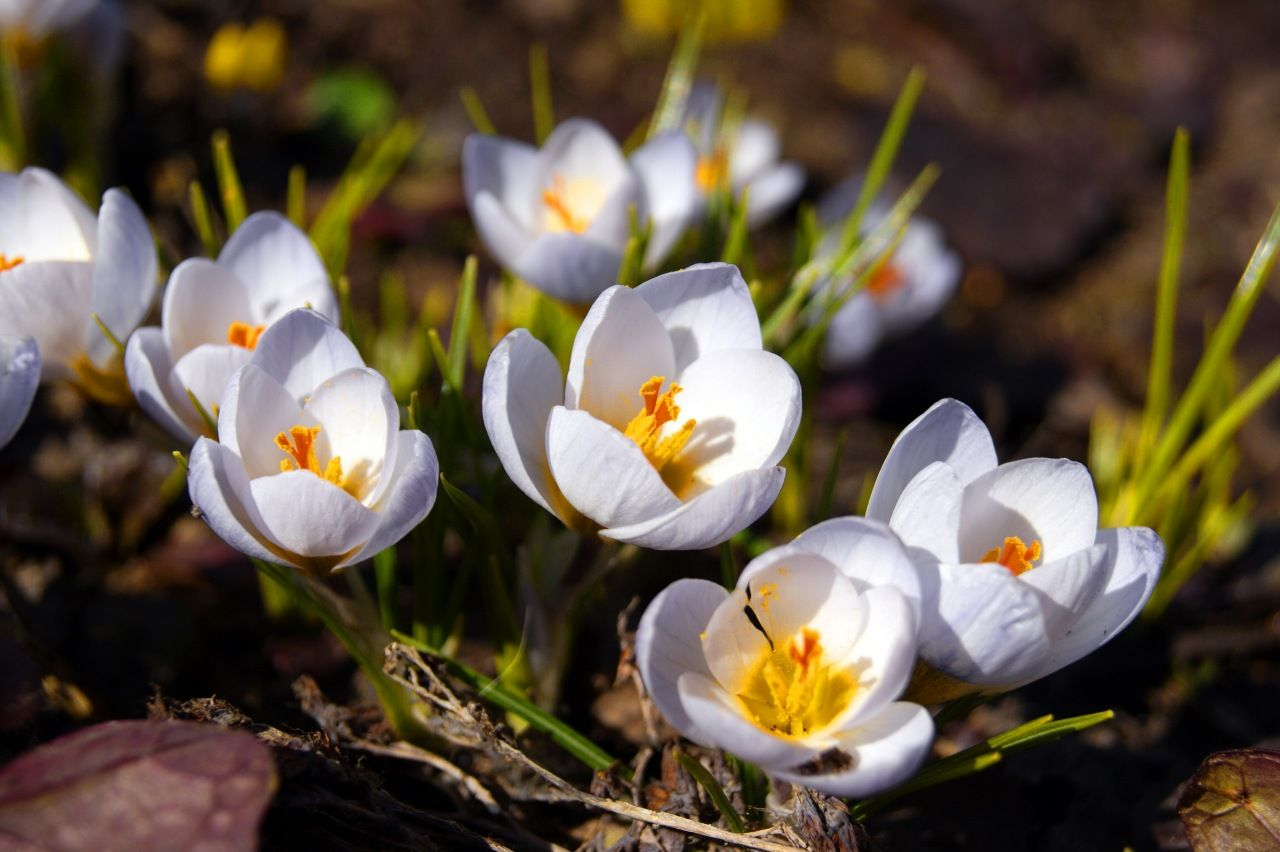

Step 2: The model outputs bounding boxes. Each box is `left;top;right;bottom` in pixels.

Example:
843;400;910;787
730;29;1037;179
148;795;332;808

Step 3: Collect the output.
1179;748;1280;850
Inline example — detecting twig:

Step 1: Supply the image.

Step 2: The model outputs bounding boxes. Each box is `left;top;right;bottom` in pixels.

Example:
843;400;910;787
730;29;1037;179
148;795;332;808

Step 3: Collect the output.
344;738;502;814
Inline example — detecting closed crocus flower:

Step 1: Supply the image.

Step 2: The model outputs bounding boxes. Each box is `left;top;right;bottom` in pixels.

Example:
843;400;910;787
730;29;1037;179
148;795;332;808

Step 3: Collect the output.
0;167;156;404
0;336;39;449
126;211;338;443
866;398;1164;700
463;118;698;303
683;82;804;228
636;517;932;797
483;262;801;550
187;308;438;572
814;179;961;368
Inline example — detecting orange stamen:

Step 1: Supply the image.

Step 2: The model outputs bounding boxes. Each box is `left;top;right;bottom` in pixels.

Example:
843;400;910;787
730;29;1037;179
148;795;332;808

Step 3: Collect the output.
981;536;1043;576
695;148;729;193
866;262;904;302
542;176;590;233
0;253;25;273
227;321;266;350
787;628;823;676
622;375;696;474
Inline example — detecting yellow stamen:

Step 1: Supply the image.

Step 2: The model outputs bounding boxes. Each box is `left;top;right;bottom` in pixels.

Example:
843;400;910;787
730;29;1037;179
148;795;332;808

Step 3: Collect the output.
735;627;857;738
622;376;696;474
274;424;367;497
981;536;1043;576
541;175;604;234
695;148;729;194
866;262;904;302
226;321;266;350
0;253;25;274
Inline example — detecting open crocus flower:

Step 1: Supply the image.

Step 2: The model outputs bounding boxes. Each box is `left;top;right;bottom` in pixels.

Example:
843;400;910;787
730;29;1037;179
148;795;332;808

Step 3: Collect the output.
125;211;338;443
0;336;39;449
0;167;156;405
682;82;804;228
636;517;933;798
463;118;698;303
483;262;801;550
187;309;438;572
866;398;1164;700
813;179;961;368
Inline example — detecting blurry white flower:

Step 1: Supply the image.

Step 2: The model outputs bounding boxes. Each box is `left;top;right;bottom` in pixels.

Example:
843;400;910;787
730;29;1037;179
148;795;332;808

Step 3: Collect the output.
637;517;932;797
0;0;98;38
813;178;961;368
126;211;338;443
866;398;1164;698
683;82;804;228
483;263;800;550
187;309;438;572
0;335;38;449
463;118;698;303
0;167;155;404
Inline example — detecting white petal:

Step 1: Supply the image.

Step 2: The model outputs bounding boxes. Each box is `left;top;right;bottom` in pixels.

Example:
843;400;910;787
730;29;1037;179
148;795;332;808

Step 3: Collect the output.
187;436;280;564
676;672;818;769
344;430;440;568
921;561;1052;686
462;133;541;231
0;260;94;376
867;398;997;523
958;458;1099;564
630;131;697;266
879;220;962;334
249;470;380;560
481;329;566;518
535;118;631;198
86;189;156;364
792;516;923;625
634;263;762;372
124;326;199;442
14;168;96;261
583;173;645;250
672;348;800;488
729;119;780;185
888;461;965;564
837;586;919;724
601;466;784;551
250;308;365;400
302;367;399;504
773;702;934;799
545;406;680;530
1018;544;1108;639
1025;526;1164;683
171;343;253;429
160;258;254;361
219;212;329;307
220;363;304;478
820;289;883;368
0;336;39;448
635;578;728;745
741;161;804;228
564;285;675;430
472;191;534;273
512;232;623;304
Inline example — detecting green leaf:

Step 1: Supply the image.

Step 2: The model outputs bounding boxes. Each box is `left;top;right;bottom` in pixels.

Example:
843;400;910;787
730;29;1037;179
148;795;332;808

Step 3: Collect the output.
188;180;220;257
183;388;218;437
674;749;746;833
529;43;554;145
647;15;702;140
306;69;397;139
459;86;497;135
211;130;248;232
287;165;307;228
617;205;652;287
721;186;751;266
448;257;478;391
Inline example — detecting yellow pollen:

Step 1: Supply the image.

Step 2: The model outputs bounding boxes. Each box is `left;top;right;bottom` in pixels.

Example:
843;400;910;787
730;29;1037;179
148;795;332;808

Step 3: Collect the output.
735;627;856;738
275;425;346;489
695;148;729;194
541;174;606;234
866;262;904;302
622;376;696;474
226;321;266;350
0;253;25;273
981;536;1043;576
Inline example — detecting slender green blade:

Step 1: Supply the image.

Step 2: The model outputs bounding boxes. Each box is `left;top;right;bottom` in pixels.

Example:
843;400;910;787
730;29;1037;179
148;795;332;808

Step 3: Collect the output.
211;130;248;232
529;43;554;144
188;181;220;257
459;86;497;135
287;164;308;228
448;257;478;391
815;429;847;521
647;15;702;140
674;749;746;833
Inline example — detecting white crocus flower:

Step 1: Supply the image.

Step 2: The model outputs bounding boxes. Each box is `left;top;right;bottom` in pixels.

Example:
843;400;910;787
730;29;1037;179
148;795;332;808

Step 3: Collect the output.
683;82;804;228
187;309;439;572
867;398;1165;699
0;336;39;449
0;0;98;38
0;167;156;403
463;118;698;303
483;262;801;550
125;211;338;443
636;517;933;797
814;179;961;368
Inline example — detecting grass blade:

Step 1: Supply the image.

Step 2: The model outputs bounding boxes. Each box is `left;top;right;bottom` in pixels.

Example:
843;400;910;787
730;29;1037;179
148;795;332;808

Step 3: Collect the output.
647;15;702;140
188;180;220;257
211;130;248;232
529;43;554;145
459;86;497;135
674;749;746;833
287;164;308;228
448;257;478;390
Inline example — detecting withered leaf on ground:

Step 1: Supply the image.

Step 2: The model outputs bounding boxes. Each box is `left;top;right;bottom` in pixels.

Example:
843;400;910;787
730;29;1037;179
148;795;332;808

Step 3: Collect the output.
1179;748;1280;851
0;719;277;852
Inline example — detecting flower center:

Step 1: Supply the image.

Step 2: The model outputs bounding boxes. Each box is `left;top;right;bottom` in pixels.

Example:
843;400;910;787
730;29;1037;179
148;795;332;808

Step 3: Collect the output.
981;536;1042;576
735;627;857;738
623;376;696;475
866;262;904;302
226;321;266;350
275;425;361;497
0;253;25;274
541;175;605;234
695;148;729;194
